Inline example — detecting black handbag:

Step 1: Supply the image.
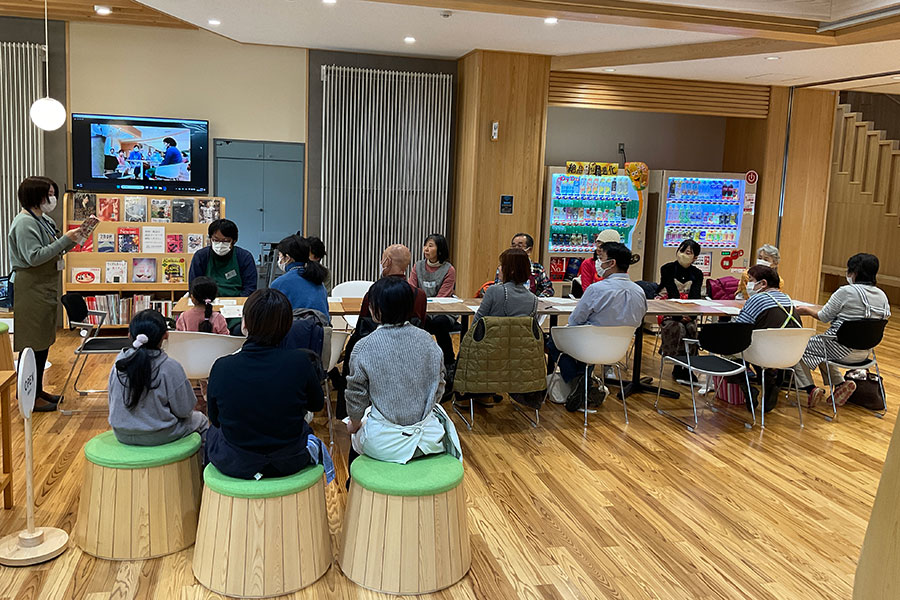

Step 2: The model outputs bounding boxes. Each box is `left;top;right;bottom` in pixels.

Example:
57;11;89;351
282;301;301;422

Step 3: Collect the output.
844;369;885;410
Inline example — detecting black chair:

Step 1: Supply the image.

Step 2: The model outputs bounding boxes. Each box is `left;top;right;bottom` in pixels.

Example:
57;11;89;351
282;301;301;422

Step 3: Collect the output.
59;293;131;414
655;321;755;432
819;319;888;419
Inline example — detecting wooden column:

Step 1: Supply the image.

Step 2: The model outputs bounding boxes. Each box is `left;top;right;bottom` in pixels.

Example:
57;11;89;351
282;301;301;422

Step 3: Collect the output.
452;50;551;297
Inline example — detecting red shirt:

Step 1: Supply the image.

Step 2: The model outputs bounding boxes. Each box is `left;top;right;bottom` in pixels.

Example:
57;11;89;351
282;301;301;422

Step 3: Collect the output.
579;256;602;290
359;276;428;323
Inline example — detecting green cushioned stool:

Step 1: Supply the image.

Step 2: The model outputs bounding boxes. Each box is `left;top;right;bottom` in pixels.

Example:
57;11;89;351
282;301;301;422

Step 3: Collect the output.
192;463;331;598
74;431;203;560
340;453;470;595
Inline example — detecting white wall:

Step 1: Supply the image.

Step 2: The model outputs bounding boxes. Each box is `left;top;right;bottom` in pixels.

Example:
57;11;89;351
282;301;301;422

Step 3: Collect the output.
68;22;307;182
545;106;726;172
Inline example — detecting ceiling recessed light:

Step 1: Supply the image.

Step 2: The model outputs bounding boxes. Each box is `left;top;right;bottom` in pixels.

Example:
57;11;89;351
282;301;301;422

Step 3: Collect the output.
765;56;780;60
322;0;337;4
93;5;111;15
544;17;559;25
404;36;416;44
208;19;221;26
602;68;616;73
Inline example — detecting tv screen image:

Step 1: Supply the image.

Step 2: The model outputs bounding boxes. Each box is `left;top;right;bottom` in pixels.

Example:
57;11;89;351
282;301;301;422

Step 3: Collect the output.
72;113;208;195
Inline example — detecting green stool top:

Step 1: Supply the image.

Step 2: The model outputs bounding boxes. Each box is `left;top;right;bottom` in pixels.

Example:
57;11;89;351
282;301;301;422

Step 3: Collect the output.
84;430;201;469
0;323;7;334
350;454;463;497
203;463;325;499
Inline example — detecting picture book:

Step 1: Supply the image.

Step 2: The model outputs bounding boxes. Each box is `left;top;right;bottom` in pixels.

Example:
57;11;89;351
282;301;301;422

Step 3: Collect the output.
123;196;147;222
564;257;583;281
96;232;115;253
198;198;221;224
71;267;101;284
166;233;184;253
66;225;93;252
132;258;157;283
117;227;140;252
187;233;204;254
73;192;96;221
161;257;186;283
172;199;194;223
97;197;120;221
549;257;565;281
104;260;127;284
142;226;165;254
150;198;172;222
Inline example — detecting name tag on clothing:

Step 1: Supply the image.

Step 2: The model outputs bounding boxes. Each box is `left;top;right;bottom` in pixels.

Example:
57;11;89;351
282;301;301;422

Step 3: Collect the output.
56;259;65;271
225;269;238;280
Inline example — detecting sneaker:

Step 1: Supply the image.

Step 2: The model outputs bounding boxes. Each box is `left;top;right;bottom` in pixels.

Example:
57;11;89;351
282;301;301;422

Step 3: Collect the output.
806;387;826;408
832;380;857;407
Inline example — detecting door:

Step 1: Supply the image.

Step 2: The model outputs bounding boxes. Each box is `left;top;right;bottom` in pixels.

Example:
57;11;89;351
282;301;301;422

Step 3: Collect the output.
215;157;265;259
262;159;304;247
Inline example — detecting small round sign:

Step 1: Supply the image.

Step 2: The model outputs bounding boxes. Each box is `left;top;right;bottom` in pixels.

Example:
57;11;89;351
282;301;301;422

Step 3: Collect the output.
745;170;759;185
17;347;36;419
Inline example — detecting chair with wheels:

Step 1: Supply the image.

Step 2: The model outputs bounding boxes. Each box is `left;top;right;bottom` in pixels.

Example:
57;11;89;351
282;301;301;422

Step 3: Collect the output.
741;327;816;428
549;324;635;428
331;280;374;330
818;319;889;420
58;293;131;413
655;321;754;432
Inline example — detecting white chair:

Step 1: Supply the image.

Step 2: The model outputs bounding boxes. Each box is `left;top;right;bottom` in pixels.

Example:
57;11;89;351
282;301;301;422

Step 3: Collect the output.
331;280;374;330
322;328;350;449
549;325;635;427
741;328;815;428
162;331;245;379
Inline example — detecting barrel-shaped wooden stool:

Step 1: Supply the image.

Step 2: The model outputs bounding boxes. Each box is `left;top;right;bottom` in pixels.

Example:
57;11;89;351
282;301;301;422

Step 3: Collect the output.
74;431;202;560
340;453;470;595
192;463;331;598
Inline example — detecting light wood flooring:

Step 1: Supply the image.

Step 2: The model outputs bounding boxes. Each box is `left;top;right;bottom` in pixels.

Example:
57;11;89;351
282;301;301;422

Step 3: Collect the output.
0;318;898;600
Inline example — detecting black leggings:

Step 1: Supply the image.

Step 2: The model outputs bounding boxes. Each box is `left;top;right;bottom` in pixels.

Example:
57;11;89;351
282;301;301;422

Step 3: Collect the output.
425;315;456;365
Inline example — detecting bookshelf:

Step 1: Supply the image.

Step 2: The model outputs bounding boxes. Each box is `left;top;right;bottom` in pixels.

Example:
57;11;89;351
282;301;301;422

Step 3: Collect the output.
62;192;227;329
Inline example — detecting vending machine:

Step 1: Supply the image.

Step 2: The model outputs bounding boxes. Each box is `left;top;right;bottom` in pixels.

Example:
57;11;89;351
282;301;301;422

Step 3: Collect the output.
542;162;649;287
644;170;757;283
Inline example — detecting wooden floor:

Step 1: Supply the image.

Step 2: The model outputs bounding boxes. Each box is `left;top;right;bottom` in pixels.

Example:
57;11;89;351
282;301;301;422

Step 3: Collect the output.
0;317;898;600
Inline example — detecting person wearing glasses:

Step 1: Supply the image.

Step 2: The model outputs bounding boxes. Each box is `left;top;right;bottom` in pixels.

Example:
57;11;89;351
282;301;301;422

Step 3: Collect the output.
493;232;553;297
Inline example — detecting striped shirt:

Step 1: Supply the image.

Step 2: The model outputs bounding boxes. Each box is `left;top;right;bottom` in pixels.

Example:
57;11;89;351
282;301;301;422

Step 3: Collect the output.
735;290;795;325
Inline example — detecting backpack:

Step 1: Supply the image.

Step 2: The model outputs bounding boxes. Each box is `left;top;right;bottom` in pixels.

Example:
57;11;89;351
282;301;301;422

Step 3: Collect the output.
707;276;740;300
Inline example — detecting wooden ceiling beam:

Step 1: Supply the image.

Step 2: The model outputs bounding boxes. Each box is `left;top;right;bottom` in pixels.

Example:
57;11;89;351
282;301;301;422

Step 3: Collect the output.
0;0;196;29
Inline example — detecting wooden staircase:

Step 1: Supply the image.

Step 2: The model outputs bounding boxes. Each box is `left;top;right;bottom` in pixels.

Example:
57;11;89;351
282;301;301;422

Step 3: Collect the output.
822;104;900;288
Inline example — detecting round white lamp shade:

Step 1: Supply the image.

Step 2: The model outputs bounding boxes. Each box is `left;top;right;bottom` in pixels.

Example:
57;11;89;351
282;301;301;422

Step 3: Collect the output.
29;97;66;131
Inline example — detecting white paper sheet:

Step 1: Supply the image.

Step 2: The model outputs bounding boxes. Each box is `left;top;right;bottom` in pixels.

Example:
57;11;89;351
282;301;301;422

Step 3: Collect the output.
427;297;461;304
716;306;742;315
793;300;815;307
466;305;481;312
327;296;342;302
220;305;243;318
548;305;576;312
213;298;237;306
547;297;579;305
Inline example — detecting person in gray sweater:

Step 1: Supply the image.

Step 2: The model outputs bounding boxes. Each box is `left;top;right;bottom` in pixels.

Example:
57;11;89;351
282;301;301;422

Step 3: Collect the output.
108;310;208;448
475;248;538;321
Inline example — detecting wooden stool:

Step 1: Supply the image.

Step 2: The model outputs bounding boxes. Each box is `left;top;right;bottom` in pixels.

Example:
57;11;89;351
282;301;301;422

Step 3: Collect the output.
192;463;331;598
74;431;202;559
0;322;14;371
340;454;470;594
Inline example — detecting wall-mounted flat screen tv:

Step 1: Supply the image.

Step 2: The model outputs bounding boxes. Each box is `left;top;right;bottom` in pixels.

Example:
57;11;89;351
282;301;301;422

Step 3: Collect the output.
71;113;209;195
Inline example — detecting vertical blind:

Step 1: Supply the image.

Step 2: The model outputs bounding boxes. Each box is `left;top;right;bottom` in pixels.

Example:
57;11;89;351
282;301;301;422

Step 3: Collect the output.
320;65;452;285
0;42;45;274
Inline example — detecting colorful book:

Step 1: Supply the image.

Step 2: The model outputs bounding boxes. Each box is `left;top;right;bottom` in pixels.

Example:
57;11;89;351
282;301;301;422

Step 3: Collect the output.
71;267;101;284
564;257;583;281
161;257;186;283
166;234;184;253
97;197;120;221
150;198;172;222
132;258;157;283
141;226;165;254
73;192;96;221
67;225;93;252
104;260;127;284
96;232;115;253
172;199;194;223
187;233;204;254
117;227;141;252
123;196;147;222
549;257;565;281
198;198;221;224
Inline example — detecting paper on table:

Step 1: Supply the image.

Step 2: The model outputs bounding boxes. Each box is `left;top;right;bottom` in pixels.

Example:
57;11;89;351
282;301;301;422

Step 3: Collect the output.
466;305;481;312
716;306;741;315
213;298;237;306
793;300;815;307
691;300;719;306
427;297;461;304
328;296;343;302
549;305;576;312
220;305;243;319
548;297;579;305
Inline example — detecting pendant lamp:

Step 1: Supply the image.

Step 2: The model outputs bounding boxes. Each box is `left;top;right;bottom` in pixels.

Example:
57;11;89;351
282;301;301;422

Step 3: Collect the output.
29;0;66;132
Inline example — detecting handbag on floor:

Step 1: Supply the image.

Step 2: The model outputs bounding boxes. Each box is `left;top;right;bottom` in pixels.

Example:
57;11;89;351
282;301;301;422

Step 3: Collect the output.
844;369;885;410
712;376;745;405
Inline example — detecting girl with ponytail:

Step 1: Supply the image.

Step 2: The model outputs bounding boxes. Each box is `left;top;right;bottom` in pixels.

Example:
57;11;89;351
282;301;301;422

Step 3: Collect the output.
108;309;209;449
176;276;229;335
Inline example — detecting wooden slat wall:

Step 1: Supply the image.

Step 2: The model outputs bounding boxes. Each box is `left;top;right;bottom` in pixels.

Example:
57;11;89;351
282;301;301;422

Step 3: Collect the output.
549;71;771;119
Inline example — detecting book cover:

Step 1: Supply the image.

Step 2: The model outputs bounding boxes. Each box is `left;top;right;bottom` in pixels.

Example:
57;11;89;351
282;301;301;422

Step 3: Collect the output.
97;232;115;253
71;267;101;284
142;226;165;253
132;258;157;283
172;199;194;223
97;197;120;221
549;257;565;281
123;196;147;222
187;233;204;254
117;227;140;252
150;198;172;222
166;233;184;253
161;257;186;283
104;260;127;284
66;225;93;252
73;192;97;221
564;257;583;281
198;199;221;224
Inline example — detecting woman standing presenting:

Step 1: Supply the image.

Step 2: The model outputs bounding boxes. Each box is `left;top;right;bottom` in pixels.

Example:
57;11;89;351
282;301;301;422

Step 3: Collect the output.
8;177;84;411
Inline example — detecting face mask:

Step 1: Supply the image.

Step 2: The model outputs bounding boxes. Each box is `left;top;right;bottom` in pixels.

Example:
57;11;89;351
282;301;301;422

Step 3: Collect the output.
676;252;694;268
379;260;387;276
240;318;248;337
756;258;771;267
746;281;758;296
846;275;854;285
277;254;289;269
211;241;232;257
40;195;57;213
595;259;615;279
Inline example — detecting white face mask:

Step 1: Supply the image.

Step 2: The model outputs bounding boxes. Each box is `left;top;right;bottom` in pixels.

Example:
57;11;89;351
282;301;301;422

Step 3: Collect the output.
746;281;758;296
756;258;771;267
211;241;232;257
278;253;289;269
846;275;854;285
595;259;615;279
40;195;57;213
